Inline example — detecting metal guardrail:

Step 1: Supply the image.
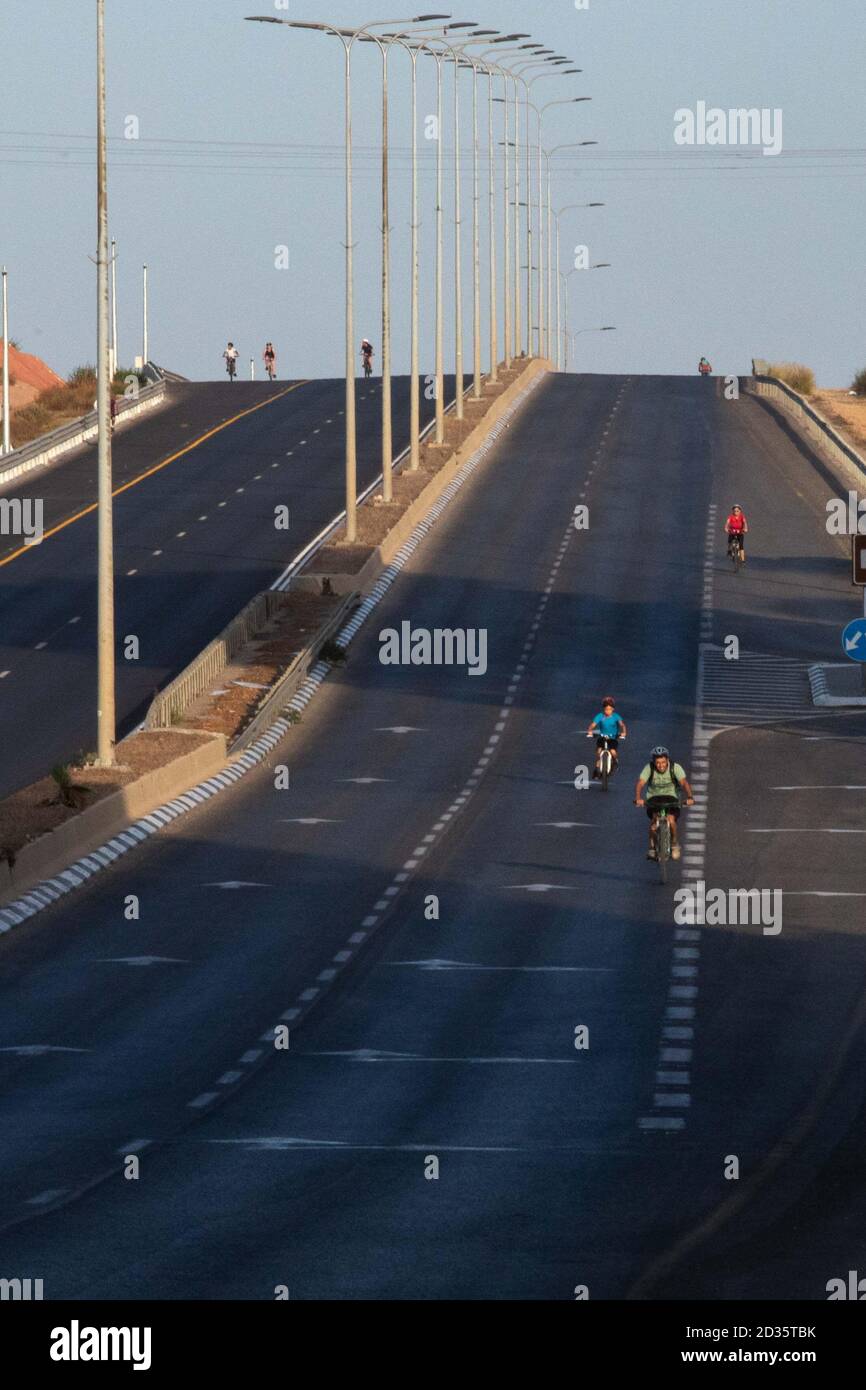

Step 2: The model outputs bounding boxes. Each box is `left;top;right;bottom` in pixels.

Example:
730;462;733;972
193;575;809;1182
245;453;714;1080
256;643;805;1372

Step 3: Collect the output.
0;362;169;489
745;365;866;479
234;591;360;751
146;589;293;729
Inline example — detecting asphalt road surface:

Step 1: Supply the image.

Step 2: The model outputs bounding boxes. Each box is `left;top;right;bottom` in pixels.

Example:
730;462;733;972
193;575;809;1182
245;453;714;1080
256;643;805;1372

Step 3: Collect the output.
0;373;453;797
1;373;866;1299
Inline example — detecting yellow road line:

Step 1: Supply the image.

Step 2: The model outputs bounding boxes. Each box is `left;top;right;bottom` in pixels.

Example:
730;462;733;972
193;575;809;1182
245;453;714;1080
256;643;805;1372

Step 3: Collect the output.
0;379;309;570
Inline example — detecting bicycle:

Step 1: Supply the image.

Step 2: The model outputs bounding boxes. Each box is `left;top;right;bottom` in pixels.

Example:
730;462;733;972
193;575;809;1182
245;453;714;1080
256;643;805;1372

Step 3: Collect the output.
362;353;373;380
225;355;237;382
647;796;681;883
727;530;743;571
588;732;622;793
265;359;276;381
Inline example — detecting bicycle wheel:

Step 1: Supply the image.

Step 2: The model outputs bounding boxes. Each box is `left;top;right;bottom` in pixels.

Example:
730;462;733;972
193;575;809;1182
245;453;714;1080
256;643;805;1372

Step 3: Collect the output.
601;750;609;793
657;815;671;884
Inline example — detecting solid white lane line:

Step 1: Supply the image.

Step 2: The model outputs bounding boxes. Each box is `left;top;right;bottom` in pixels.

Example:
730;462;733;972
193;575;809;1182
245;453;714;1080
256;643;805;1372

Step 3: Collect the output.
749;828;866;834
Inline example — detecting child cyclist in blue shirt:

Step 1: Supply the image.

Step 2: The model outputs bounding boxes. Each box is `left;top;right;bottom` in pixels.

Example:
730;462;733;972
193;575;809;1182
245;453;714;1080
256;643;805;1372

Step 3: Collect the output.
586;697;628;779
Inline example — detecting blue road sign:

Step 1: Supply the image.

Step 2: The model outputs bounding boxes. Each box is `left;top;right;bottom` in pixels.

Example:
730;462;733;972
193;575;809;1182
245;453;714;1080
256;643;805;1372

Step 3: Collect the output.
842;618;866;661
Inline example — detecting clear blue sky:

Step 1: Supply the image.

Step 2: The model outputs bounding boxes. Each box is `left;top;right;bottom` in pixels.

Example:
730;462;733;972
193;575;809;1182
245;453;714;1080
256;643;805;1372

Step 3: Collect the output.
2;0;864;384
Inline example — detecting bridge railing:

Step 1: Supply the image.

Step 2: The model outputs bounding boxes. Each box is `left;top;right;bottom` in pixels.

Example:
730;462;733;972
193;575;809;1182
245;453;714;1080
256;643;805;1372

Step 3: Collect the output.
746;363;865;479
0;363;169;489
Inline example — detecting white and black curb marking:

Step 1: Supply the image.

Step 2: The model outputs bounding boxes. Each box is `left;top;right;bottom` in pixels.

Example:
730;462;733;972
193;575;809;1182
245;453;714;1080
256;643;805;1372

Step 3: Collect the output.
638;502;716;1132
0;373;548;937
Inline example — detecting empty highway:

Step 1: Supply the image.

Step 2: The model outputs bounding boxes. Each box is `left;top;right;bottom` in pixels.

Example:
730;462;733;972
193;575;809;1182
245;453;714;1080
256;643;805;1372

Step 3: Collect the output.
2;373;866;1299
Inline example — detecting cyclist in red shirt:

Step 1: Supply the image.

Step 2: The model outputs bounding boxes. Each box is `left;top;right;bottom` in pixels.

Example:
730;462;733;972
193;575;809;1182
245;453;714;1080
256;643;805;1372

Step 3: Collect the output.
725;504;748;562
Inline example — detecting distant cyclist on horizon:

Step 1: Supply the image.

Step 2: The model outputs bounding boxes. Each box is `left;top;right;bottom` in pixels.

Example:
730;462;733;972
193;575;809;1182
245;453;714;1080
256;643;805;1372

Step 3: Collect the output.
263;342;277;380
223;342;239;381
698;356;712;376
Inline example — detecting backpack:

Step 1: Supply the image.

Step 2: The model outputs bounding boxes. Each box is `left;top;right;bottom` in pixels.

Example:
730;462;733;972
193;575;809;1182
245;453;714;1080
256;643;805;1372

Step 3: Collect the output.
648;762;680;789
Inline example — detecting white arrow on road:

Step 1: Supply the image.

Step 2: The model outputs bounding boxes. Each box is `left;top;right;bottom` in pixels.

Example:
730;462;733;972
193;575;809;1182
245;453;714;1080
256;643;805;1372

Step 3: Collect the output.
202;881;272;889
386;959;610;973
536;822;594;829
509;883;572;893
280;819;342;826
95;957;189;966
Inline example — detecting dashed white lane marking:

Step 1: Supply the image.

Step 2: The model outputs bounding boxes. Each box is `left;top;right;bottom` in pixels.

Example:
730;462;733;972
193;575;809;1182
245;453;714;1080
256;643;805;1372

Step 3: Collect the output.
639;500;716;1132
386;959;611;974
784;891;866;897
115;1139;151;1155
772;785;866;791
152;549;162;556
126;570;137;576
68;615;81;625
2;373;552;1135
304;1050;583;1065
218;1070;243;1086
176;531;187;538
35;641;47;650
0;671;10;679
749;828;866;834
26;1189;69;1206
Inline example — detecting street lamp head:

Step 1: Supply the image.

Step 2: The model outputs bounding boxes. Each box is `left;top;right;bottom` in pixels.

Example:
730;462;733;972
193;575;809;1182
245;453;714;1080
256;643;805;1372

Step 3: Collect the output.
415;13;452;19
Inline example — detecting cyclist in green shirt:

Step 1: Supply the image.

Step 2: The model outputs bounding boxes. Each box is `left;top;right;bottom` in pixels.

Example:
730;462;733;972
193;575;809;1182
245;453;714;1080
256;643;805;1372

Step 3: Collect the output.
634;747;695;861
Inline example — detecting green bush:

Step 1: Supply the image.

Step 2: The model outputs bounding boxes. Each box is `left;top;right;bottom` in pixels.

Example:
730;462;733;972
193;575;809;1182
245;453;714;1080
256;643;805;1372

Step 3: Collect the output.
67;365;96;387
851;368;866;397
767;361;816;396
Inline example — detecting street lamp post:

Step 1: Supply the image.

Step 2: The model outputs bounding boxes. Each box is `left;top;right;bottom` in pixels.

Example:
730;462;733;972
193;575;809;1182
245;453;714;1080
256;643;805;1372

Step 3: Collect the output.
1;267;10;456
96;0;116;767
557;201;604;370
110;237;118;380
568;325;616;371
142;263;148;365
247;15;441;534
564;264;611;369
543;136;596;356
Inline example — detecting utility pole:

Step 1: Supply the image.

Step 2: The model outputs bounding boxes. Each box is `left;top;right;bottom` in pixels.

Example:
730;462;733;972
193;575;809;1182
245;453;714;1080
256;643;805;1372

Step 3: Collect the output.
110;237;118;379
1;268;10;455
96;0;116;766
142;263;148;364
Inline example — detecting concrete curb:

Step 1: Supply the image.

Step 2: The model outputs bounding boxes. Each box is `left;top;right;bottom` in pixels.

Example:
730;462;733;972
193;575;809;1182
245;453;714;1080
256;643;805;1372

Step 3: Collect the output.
0;733;227;911
232;591;361;752
0;368;548;937
808;663;866;707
